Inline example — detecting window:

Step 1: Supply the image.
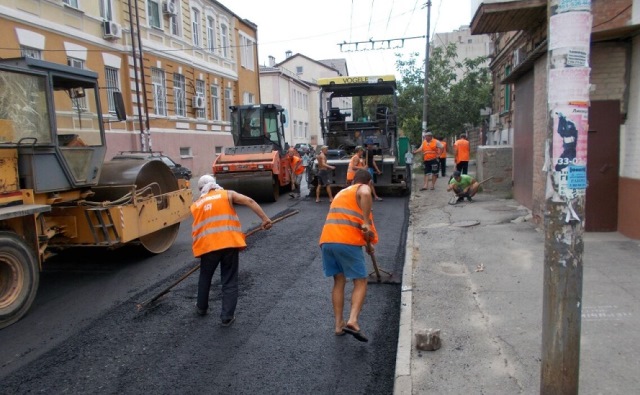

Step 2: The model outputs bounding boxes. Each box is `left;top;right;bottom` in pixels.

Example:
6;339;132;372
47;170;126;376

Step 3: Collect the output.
63;0;79;8
224;87;232;122
220;23;229;58
147;0;161;29
296;66;303;74
195;79;206;119
67;58;87;110
20;46;41;60
206;17;216;52
173;73;186;117
304;122;308;138
210;84;220;121
293;121;298;138
100;0;113;21
243;92;254;105
215;146;223;155
180;147;192;156
152;68;166;116
169;7;181;36
504;65;511;112
192;8;201;47
104;66;120;113
240;35;255;70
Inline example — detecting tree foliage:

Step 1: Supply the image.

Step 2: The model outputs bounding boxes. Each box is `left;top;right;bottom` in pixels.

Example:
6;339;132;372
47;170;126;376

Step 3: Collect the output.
395;43;492;145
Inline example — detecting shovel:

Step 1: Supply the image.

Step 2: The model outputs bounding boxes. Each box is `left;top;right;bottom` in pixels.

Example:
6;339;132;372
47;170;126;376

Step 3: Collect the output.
366;240;396;284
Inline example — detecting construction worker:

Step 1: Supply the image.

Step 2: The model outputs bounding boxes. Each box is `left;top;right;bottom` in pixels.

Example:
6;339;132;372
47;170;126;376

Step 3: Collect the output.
438;136;448;177
454;133;470;174
316;146;336;203
319;169;378;342
191;175;272;326
413;131;443;190
365;144;383;201
447;170;480;203
287;148;304;198
346;146;367;185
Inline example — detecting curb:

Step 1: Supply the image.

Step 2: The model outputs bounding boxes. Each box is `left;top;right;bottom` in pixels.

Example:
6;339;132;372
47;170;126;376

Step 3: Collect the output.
393;181;414;394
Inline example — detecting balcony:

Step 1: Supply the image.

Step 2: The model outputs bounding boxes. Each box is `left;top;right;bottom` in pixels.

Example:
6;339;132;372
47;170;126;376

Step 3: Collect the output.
470;0;547;35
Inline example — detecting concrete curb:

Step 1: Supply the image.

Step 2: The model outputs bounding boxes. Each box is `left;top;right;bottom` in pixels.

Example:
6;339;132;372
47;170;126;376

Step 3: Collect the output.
393;183;414;394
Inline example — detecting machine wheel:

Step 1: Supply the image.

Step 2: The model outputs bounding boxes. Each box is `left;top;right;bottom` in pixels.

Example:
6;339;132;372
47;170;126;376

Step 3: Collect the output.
271;176;280;202
0;231;39;329
139;223;180;254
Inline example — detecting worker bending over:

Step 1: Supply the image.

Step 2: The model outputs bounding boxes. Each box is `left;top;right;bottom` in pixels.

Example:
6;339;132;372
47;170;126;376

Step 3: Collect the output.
447;170;480;203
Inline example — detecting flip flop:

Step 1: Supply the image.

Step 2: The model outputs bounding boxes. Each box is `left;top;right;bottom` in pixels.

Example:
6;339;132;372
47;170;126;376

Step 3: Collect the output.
419;187;427;191
316;200;321;203
335;330;346;336
342;325;369;342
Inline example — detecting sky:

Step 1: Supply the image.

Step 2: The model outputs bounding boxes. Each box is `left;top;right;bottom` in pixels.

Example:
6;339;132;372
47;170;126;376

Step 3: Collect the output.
224;0;473;76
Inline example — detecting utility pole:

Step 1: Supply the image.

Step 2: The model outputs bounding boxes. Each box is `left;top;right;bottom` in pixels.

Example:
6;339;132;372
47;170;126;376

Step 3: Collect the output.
540;0;592;393
127;0;149;152
422;1;432;133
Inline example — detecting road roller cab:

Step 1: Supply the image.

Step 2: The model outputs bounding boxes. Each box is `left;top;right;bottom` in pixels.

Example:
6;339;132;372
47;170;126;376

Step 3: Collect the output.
0;57;192;328
212;104;292;202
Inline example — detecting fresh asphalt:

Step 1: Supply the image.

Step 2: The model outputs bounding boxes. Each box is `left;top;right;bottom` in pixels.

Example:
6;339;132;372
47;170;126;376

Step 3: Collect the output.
395;164;640;394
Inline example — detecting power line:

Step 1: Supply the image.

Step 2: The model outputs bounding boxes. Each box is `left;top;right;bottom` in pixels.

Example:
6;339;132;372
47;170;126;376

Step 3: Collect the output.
367;0;375;37
385;0;395;34
339;35;426;52
403;0;420;36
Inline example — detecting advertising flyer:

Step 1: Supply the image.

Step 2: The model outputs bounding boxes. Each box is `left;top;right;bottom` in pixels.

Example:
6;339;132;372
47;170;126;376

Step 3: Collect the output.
552;105;589;198
548;68;590;104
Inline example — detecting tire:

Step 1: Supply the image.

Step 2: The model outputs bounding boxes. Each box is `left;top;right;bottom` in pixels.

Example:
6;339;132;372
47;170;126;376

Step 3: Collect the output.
271;176;280;202
0;231;39;329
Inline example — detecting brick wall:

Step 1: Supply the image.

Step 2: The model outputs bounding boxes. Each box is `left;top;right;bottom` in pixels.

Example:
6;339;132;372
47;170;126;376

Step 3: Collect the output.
591;42;629;112
592;0;632;32
531;55;548;225
476;146;512;197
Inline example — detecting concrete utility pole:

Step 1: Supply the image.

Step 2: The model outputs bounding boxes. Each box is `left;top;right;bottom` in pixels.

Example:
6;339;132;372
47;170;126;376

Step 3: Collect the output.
541;1;592;393
422;1;431;133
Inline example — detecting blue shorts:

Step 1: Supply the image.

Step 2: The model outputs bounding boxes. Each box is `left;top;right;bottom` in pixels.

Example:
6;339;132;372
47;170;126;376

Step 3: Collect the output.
321;243;367;279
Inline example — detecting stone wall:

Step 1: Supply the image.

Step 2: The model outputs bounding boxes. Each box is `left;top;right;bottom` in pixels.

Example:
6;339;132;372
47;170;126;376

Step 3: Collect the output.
476;146;513;197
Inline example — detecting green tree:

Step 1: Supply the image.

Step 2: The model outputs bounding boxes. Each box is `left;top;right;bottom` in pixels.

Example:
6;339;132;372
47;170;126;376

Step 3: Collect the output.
395;43;491;145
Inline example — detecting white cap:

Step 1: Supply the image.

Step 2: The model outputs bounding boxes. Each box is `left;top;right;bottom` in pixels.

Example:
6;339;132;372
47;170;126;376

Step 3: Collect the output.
197;174;216;190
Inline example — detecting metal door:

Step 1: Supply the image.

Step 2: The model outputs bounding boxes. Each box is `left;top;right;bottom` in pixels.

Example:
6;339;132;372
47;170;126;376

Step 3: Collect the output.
513;72;534;208
585;101;620;231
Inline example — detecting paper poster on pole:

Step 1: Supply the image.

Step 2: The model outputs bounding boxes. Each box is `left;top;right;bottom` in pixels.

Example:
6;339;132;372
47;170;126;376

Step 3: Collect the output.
552;105;588;198
548;68;590;104
549;12;592;50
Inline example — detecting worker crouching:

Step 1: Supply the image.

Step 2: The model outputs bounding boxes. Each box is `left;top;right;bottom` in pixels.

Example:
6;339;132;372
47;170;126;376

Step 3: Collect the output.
447;170;480;203
190;175;272;326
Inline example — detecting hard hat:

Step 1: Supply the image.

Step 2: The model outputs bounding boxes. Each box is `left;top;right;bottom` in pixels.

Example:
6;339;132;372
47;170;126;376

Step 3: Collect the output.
197;174;216;190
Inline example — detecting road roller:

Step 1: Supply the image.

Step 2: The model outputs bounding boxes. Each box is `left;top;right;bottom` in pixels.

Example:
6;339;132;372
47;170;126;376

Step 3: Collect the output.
0;57;191;328
212;104;292;202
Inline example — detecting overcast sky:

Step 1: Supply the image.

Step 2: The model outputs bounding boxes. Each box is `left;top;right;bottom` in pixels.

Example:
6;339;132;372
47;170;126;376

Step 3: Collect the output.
224;0;473;76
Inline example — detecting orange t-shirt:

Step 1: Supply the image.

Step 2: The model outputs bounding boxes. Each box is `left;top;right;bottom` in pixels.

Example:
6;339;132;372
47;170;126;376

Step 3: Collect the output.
439;140;447;159
454;139;470;163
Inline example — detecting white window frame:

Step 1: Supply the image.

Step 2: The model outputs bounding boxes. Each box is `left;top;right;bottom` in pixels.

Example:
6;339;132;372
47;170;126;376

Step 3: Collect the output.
152;67;167;116
63;0;79;8
206;16;216;52
147;0;161;29
180;147;192;157
210;84;220;121
240;34;255;70
173;73;186;117
192;8;201;47
169;5;181;36
220;22;229;58
67;57;87;110
20;46;42;60
195;79;206;119
100;0;113;21
104;66;120;114
242;92;254;105
224;87;232;122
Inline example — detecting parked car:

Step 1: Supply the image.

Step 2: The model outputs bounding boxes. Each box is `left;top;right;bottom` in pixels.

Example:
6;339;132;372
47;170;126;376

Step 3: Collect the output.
110;151;192;180
326;149;347;159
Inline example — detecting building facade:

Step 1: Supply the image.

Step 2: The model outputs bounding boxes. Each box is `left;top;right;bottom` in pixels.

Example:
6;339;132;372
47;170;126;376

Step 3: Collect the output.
0;0;260;176
471;0;640;239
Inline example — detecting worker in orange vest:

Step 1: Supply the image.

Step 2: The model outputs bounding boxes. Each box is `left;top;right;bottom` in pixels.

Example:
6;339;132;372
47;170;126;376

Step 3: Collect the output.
413;131;444;190
191;175;272;326
346;146;367;185
319;169;378;342
438;136;448;177
454;133;471;175
287;148;305;198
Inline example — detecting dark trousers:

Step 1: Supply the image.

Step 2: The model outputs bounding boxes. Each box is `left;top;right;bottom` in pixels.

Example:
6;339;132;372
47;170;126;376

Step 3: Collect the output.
439;157;447;176
197;247;239;320
456;161;469;175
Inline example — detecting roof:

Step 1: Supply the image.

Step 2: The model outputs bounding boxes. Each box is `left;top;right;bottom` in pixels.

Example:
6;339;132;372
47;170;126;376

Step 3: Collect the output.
318;59;349;76
274;53;342;74
470;0;546;35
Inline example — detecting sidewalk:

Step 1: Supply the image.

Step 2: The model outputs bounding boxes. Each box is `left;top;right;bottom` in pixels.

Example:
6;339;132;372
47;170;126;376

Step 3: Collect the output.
395;168;640;394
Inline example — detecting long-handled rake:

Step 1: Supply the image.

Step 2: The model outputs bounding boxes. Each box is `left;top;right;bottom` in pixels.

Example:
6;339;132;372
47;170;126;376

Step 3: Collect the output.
135;210;299;311
448;176;495;205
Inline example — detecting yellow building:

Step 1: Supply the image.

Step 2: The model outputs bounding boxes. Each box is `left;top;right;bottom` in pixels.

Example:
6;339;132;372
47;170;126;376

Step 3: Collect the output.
0;0;260;176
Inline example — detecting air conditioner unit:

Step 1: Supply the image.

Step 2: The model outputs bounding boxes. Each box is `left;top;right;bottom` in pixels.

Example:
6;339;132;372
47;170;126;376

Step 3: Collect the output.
193;95;205;109
513;47;526;66
163;0;178;15
489;113;499;130
103;21;122;40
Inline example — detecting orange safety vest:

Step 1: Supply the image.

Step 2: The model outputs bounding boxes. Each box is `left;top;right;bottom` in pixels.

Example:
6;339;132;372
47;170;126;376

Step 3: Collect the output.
290;155;304;175
346;155;364;182
190;190;246;257
454;139;470;163
440;140;447;159
319;184;379;246
420;139;439;161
